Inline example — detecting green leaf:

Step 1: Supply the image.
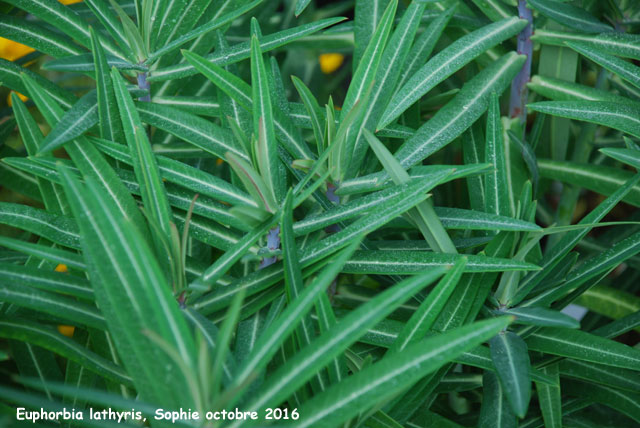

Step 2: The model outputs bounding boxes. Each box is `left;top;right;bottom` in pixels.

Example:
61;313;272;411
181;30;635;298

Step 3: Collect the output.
342;0;396;119
434;207;541;232
108;0;145;61
0;15;83;58
293;180;447;236
0;236;85;272
226;152;277;212
531;29;640;61
567;41;640;91
0;318;131;387
57;166;197;408
112;68;173;242
527;75;623;102
535;364;562;428
342;250;540;274
288;317;513;428
0;262;92;301
562;380;640;422
2;0;124;59
527;0;612;33
490;331;531;418
21;73;149;241
479;371;517;428
291;76;324;153
0;282;104;330
295;0;312;16
389;258;467;354
150;17;346;82
91;137;257;208
485;92;512;218
90;27;124;143
182;49;314;161
393;52;526;169
347;0;428;176
378;17;526;130
250;30;282;204
396;6;455;89
190;216;276;289
235;267;450;424
513;172;640;304
560;359;640;393
526;327;640;371
364;129;456;253
229;237;362;396
83;0;131;59
0;59;75;109
601;147;640;170
504;307;580;328
39;91;98;154
537;160;640;207
0;202;80;249
145;0;263;63
43;53;147;72
527;100;640;138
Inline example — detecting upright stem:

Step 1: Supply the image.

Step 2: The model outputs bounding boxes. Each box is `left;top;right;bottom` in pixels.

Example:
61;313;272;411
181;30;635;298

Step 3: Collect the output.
137;72;151;102
509;0;533;128
259;226;280;268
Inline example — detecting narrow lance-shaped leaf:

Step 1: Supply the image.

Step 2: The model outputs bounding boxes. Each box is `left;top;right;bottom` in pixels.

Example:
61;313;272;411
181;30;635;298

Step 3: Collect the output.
0;318;131;387
289;317;514;428
389;258;467;354
181;49;314;160
528;0;613;34
347;0;428;177
535;364;562;428
90;27;124;143
394;52;526;169
526;327;640;371
479;371;517;428
228;238;363;398
378;17;527;130
2;0;124;59
83;0;132;60
111;68;174;243
0;282;105;330
39;91;98;154
364;129;457;254
490;331;531;418
57;165;197;408
251;29;283;204
527;100;640;139
21;73;149;241
396;6;455;90
567;41;640;91
342;250;539;274
0;15;84;58
485;92;512;218
230;267;449;426
150;17;346;82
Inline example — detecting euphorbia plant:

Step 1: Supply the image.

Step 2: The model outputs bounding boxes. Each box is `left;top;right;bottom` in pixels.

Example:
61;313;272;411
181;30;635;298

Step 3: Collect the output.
1;0;640;427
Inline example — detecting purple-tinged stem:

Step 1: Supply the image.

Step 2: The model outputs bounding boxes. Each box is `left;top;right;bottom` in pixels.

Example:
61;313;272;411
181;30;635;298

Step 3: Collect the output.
137;72;151;102
509;0;533;128
259;226;280;268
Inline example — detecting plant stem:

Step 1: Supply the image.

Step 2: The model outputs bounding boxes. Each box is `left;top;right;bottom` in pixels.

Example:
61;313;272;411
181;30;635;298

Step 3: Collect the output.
260;226;280;268
509;0;533;127
137;71;151;102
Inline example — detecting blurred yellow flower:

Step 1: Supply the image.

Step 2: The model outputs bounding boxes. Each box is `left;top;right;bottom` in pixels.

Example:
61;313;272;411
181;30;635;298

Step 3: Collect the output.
0;37;34;61
7;91;28;107
57;325;75;337
55;263;69;273
58;0;83;4
319;53;344;74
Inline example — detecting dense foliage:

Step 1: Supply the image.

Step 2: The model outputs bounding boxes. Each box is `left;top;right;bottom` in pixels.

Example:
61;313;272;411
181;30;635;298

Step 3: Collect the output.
1;0;640;427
